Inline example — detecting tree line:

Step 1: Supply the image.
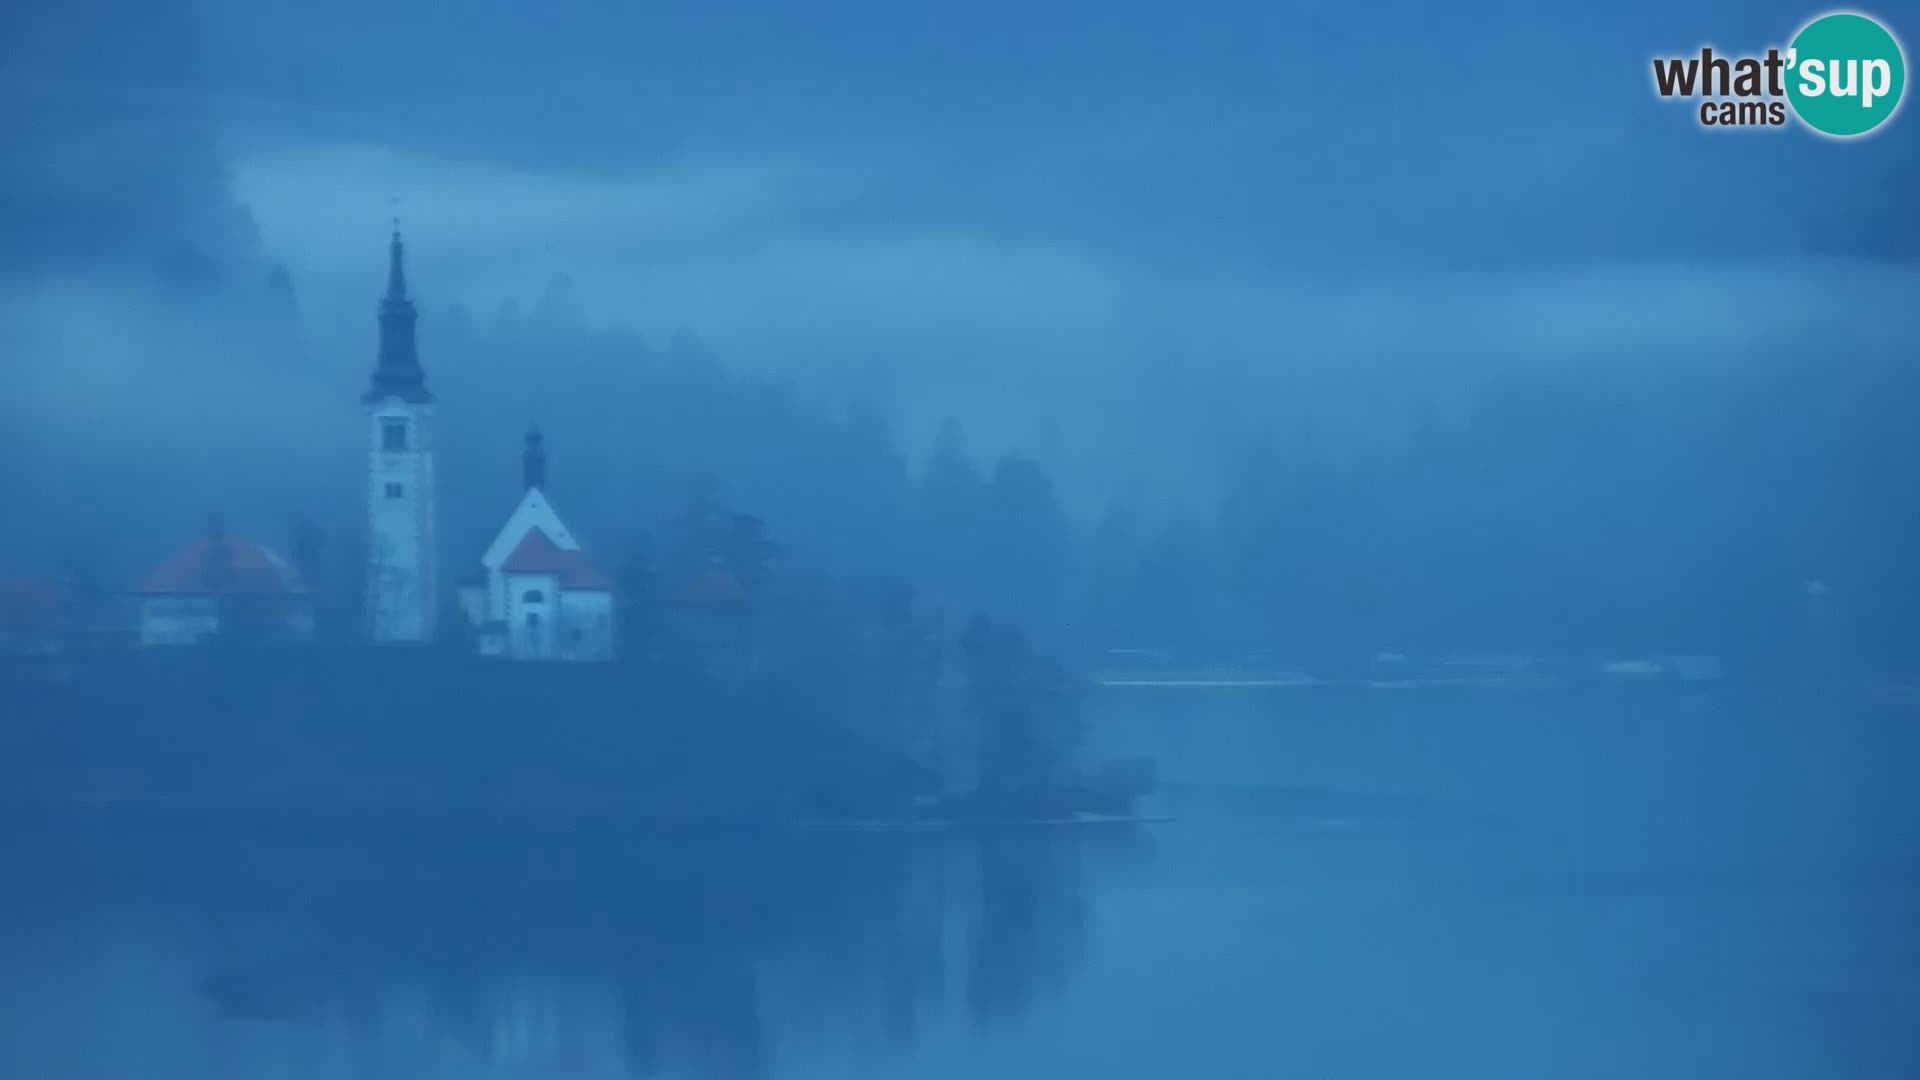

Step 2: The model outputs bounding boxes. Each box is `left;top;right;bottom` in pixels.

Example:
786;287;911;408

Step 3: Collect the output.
34;280;1920;691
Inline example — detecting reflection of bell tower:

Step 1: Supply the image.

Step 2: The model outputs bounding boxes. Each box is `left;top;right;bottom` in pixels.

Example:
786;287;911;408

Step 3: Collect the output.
363;224;438;643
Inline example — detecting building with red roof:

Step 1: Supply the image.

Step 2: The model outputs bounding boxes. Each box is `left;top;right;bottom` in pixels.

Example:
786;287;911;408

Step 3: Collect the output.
130;528;315;646
457;429;616;662
500;527;615;592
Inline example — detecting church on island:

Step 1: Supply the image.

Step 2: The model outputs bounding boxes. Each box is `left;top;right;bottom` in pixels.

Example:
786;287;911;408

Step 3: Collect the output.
457;428;616;662
132;228;618;663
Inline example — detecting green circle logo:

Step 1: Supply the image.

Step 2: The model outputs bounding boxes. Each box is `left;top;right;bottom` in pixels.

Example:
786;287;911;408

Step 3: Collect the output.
1787;13;1906;137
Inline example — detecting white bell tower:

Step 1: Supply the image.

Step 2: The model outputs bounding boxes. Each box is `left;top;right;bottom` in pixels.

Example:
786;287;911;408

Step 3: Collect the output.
363;225;438;643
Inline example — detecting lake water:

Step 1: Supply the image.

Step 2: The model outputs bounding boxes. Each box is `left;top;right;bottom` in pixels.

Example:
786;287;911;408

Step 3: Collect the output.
3;686;1917;1079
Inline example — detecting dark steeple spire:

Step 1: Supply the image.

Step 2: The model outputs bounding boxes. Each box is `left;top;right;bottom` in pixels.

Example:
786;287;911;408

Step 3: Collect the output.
523;426;547;490
385;221;408;300
364;221;432;403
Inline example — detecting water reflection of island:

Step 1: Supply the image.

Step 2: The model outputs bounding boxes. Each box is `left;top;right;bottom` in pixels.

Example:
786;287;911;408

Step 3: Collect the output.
192;823;1150;1078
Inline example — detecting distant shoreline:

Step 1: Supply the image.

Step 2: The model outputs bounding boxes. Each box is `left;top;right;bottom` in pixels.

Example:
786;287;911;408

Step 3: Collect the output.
1092;671;1920;700
0;801;1163;836
797;813;1172;831
1093;675;1556;689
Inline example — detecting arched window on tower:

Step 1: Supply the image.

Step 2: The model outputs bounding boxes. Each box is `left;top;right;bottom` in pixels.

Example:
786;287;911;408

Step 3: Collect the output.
382;420;408;451
522;589;545;604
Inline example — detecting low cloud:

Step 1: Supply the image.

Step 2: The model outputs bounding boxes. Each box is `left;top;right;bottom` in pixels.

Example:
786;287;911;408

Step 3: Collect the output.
9;133;1895;530
0;276;357;569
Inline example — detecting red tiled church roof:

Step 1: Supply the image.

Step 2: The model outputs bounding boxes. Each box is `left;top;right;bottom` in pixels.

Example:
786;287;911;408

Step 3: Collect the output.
500;527;613;590
133;537;309;596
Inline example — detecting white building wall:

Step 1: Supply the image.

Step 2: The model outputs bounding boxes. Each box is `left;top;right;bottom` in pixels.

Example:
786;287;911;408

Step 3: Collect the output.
366;399;438;644
504;571;560;660
479;489;582;629
490;563;510;631
467;489;617;663
135;597;316;646
137;597;220;646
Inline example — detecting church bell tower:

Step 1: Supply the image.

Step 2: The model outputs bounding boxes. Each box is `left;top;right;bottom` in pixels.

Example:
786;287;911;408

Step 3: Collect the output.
363;225;438;643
